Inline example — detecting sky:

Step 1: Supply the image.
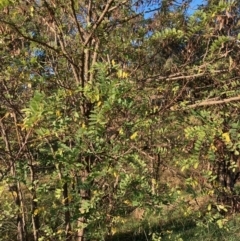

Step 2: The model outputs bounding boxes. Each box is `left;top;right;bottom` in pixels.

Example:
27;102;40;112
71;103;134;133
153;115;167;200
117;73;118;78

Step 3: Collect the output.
188;0;207;14
140;0;207;18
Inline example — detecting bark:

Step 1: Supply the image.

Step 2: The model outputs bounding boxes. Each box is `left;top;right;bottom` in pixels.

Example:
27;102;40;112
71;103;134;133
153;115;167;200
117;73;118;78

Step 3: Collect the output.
76;179;87;240
76;166;91;241
76;216;85;241
15;183;28;241
63;182;72;241
29;165;40;241
0;119;28;240
214;141;240;212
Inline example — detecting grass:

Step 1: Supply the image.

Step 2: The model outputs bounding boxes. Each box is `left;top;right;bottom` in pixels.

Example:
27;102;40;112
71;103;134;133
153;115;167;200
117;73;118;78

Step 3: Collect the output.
106;205;240;241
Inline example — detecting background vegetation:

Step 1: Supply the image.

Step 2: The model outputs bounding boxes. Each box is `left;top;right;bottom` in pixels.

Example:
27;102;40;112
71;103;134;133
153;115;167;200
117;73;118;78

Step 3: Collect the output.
1;0;240;240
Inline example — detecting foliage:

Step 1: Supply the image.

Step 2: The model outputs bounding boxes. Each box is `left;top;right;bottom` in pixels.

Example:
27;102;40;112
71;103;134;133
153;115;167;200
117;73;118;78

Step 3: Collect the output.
1;0;240;241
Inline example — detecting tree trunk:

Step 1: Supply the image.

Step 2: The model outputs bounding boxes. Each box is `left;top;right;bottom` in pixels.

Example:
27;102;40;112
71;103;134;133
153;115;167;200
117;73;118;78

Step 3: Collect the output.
76;168;90;241
63;182;72;241
9;174;28;241
76;216;85;241
216;154;240;212
16;186;26;241
56;164;73;241
29;165;39;241
17;181;28;241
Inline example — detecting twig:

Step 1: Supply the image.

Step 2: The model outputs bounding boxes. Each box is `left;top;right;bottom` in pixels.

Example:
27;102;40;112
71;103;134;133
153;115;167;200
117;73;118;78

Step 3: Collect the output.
187;95;240;108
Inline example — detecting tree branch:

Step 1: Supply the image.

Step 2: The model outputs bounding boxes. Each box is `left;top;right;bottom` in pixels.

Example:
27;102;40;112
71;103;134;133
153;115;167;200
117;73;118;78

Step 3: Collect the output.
84;0;114;46
0;19;79;70
70;0;85;42
187;96;240;108
145;69;228;83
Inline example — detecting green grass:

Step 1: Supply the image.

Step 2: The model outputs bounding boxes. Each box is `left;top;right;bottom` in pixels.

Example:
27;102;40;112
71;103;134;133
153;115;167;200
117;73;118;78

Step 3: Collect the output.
106;208;240;241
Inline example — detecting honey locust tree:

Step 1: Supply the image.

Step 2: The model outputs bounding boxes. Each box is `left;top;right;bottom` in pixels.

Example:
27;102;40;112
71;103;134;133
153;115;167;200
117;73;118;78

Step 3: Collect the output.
1;0;240;240
0;0;176;241
143;0;240;218
105;0;240;226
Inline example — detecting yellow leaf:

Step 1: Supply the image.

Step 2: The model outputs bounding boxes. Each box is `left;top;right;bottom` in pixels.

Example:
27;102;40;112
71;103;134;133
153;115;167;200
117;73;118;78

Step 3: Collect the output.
111;227;117;235
210;143;217;151
207;204;212;211
123;200;131;205
93;189;98;195
181;166;186;172
34;209;39;216
130;131;138;140
151;178;156;185
67;90;73;96
119;128;124;135
117;70;123;78
79;208;85;214
222;132;231;143
193;162;199;169
122;72;128;78
56;110;61;117
117;70;128;79
30;6;34;17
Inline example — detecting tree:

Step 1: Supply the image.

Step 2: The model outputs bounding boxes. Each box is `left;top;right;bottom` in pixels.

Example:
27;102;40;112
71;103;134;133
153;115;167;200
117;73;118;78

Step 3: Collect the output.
0;0;164;240
1;0;240;240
